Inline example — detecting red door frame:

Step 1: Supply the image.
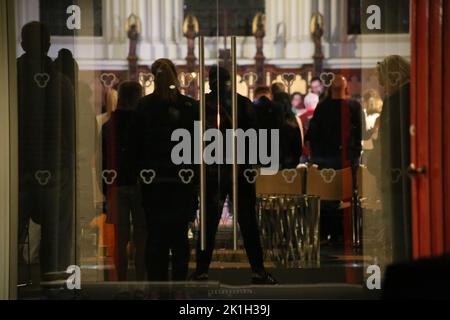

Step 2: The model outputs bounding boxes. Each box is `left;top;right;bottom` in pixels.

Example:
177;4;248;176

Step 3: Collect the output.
411;0;450;258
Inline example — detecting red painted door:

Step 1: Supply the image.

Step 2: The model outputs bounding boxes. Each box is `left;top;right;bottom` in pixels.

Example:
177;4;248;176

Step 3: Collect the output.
411;0;450;258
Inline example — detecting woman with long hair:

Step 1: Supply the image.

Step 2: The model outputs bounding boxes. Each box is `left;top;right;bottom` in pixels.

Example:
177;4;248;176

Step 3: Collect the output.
369;55;411;262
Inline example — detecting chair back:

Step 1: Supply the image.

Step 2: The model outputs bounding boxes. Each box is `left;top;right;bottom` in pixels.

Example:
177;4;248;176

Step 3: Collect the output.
256;167;306;196
306;165;353;201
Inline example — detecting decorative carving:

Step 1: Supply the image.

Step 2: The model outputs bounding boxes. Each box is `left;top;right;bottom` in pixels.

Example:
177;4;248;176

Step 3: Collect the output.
126;14;141;81
253;12;266;86
311;12;325;77
138;72;155;89
184;13;199;70
183;13;199;98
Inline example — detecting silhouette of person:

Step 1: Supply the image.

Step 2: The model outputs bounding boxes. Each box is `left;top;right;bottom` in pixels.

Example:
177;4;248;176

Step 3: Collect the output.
53;48;79;90
307;74;362;170
102;81;147;281
306;74;362;244
369;55;411;261
17;21;76;278
136;59;199;281
190;66;277;285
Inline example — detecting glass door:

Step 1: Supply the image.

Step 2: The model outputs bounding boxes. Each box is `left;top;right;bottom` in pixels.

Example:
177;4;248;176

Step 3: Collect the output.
12;0;413;299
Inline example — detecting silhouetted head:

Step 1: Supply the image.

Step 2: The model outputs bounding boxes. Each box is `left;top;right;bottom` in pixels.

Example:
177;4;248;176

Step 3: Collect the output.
330;74;348;99
117;81;143;110
152;58;177;76
271;82;286;96
21;21;51;57
56;48;74;61
208;66;231;92
151;58;179;103
254;86;272;101
376;55;410;96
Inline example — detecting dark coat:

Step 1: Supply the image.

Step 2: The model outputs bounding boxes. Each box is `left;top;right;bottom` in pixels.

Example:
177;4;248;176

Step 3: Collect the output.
102;109;140;188
135;92;199;222
306;97;363;166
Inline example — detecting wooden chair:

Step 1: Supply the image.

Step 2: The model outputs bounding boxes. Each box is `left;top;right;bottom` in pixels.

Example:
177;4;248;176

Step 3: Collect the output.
255;167;306;196
306;165;353;206
306;164;355;248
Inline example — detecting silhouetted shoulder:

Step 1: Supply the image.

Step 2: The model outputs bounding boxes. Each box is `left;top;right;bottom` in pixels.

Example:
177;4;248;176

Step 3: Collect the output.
178;93;199;109
136;93;156;111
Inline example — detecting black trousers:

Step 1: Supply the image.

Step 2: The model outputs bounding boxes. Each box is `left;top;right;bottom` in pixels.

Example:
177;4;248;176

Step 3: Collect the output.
146;219;190;281
195;174;265;274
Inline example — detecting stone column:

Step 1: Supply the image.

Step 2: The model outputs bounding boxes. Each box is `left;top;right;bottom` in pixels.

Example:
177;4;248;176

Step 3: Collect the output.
298;0;314;59
286;0;301;58
150;0;164;58
264;0;276;58
163;0;178;58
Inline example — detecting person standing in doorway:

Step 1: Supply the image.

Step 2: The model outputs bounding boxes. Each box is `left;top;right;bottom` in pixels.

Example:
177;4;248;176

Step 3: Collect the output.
136;59;199;281
190;67;277;285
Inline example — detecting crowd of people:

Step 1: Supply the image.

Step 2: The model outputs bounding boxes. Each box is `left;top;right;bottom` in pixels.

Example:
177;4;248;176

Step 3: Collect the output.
17;21;411;284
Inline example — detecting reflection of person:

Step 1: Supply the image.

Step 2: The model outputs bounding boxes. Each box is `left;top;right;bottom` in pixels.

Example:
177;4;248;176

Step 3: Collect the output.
136;59;199;281
190;67;277;285
17;22;76;277
369;55;411;261
53;48;79;90
102;81;146;281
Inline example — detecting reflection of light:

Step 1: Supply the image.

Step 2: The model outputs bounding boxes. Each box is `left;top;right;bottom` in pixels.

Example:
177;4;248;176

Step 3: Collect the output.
217;107;221;128
191;72;197;79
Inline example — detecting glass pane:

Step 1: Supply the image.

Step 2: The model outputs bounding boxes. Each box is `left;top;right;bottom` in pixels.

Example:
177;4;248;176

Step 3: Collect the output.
13;0;412;299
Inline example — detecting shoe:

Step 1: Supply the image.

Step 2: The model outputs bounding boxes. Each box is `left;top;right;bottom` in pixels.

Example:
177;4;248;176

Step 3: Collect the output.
251;272;278;285
188;272;209;281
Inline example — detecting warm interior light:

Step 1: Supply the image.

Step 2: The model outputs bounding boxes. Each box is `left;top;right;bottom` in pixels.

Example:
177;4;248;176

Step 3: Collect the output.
217;106;221;128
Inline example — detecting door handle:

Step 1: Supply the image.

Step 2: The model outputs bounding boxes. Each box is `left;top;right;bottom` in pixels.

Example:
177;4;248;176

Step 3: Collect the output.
231;36;239;251
199;36;206;251
408;163;427;176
